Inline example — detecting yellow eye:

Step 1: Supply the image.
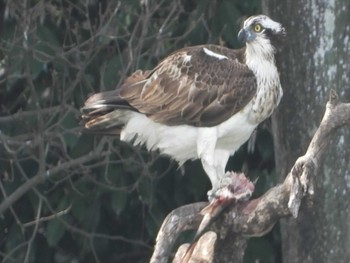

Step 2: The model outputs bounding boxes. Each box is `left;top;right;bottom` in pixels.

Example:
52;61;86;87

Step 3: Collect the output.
254;24;262;32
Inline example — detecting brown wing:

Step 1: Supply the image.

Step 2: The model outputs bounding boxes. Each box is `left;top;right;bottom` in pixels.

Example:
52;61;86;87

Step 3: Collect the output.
119;45;257;127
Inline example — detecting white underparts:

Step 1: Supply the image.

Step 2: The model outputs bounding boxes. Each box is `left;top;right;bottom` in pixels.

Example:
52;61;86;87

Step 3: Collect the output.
120;105;257;189
203;48;228;60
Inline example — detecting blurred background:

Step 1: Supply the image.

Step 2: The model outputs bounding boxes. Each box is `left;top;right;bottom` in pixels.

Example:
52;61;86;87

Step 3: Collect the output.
1;0;336;262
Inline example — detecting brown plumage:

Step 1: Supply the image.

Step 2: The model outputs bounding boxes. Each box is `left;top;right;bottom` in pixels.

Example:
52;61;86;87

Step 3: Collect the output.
82;45;256;129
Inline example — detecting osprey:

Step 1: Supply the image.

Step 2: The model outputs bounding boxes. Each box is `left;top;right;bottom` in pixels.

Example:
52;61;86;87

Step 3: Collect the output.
81;15;286;199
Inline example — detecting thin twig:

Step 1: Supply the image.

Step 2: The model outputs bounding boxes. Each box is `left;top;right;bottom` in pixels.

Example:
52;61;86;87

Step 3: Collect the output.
0;150;106;215
22;203;72;227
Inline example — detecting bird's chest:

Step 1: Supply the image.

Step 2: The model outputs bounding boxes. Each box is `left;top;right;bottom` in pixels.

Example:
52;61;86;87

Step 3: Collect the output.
250;80;282;123
215;104;257;152
247;62;282;124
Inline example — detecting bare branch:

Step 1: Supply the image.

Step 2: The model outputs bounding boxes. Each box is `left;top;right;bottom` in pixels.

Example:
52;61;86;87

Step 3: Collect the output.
22;203;72;227
0;150;107;215
149;202;207;263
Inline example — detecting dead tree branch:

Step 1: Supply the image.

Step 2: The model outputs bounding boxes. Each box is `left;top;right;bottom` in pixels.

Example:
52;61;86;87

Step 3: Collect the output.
150;91;350;263
0;147;108;216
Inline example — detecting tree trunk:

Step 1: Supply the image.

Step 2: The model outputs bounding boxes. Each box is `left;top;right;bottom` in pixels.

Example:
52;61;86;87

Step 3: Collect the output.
263;0;350;262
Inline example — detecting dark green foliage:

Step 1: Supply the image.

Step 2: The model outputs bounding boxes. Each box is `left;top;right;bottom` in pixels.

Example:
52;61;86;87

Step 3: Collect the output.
0;0;280;262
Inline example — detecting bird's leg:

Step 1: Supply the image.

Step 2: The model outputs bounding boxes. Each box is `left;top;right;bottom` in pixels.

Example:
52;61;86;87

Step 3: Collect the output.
214;149;230;176
210;149;231;199
197;128;219;199
193;171;255;255
199;171;255;233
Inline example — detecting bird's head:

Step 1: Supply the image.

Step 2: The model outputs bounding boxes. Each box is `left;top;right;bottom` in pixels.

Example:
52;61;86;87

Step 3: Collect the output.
238;15;286;54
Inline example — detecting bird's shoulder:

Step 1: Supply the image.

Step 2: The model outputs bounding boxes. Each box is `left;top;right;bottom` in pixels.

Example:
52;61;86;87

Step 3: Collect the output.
157;44;246;69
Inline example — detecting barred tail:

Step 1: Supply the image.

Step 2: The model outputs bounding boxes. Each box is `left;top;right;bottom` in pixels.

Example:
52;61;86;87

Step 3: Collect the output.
81;69;150;135
80;91;134;135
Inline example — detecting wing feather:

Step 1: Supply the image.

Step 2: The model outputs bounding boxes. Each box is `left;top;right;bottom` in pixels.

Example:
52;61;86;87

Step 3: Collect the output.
120;45;257;127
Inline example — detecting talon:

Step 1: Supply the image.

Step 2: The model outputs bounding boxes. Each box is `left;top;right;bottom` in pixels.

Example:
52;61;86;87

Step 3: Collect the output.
207;189;216;202
207;172;255;204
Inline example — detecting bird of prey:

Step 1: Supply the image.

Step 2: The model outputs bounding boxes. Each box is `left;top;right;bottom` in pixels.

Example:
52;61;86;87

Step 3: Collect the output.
81;14;286;200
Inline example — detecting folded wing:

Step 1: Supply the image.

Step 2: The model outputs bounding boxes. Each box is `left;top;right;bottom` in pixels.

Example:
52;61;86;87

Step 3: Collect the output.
81;45;257;133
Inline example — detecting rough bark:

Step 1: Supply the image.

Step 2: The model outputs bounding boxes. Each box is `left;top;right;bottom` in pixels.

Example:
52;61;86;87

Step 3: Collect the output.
150;96;350;263
263;0;350;262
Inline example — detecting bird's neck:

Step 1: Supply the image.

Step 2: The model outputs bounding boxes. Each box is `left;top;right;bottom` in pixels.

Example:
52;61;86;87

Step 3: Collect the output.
245;43;276;75
244;45;283;123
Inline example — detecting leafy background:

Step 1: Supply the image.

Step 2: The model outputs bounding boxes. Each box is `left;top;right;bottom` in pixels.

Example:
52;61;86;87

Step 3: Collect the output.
0;0;280;262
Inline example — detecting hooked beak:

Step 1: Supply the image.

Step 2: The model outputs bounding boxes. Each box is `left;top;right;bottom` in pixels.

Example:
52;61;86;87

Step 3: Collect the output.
238;28;255;43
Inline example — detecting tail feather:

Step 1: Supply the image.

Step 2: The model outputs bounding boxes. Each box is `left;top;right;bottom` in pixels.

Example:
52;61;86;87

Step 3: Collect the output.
84;110;129;132
81;126;122;135
81;95;132;135
81;69;151;135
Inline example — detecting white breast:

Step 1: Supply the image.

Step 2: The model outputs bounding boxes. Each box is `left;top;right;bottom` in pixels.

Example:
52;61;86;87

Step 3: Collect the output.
216;102;257;151
120;101;257;165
